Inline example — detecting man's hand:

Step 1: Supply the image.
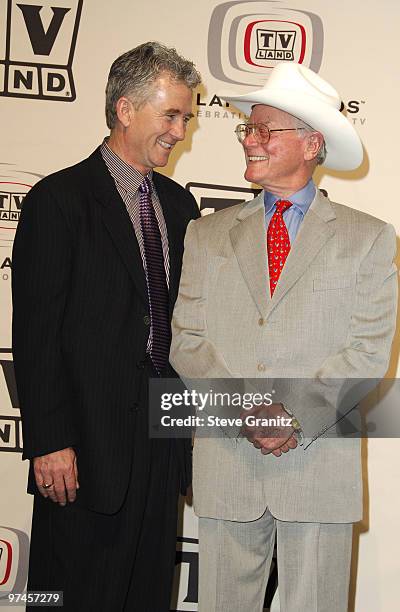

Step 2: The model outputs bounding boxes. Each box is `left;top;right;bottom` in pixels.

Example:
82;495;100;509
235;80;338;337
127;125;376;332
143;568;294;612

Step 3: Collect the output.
240;402;297;457
252;434;298;456
33;447;79;506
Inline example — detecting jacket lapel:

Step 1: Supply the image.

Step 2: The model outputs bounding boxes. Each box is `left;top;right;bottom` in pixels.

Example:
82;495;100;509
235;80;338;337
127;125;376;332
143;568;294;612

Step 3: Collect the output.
87;149;148;307
229;189;336;319
229;192;270;317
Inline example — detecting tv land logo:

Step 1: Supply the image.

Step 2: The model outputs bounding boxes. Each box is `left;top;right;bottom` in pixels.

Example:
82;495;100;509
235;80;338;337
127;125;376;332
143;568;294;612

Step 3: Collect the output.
0;527;29;598
253;28;297;61
0;181;30;241
0;166;42;242
186;182;261;216
0;349;22;454
208;0;323;86
0;0;84;101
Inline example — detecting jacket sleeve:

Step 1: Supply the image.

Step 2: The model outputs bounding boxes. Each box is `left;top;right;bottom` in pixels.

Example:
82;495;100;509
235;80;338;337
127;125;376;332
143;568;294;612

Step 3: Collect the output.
171;219;239;379
12;181;78;459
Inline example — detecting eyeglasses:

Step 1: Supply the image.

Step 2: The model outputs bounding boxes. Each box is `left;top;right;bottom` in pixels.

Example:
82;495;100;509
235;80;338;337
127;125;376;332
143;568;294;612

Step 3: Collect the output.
235;123;304;144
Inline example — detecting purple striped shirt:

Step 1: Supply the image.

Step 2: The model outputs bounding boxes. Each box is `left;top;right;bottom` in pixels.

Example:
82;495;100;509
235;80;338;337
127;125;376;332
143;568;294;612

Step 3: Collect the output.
101;139;170;353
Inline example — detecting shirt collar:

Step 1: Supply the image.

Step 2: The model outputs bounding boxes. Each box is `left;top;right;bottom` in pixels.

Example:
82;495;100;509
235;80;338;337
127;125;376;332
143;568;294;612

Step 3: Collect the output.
101;138;153;197
264;179;316;216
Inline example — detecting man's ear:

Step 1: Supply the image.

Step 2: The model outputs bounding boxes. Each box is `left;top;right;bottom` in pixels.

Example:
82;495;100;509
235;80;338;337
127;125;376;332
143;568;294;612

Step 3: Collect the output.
304;131;324;162
115;96;133;128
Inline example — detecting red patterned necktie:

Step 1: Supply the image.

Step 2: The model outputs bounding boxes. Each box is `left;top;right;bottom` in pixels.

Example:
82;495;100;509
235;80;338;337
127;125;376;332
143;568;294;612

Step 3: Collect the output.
267;199;292;296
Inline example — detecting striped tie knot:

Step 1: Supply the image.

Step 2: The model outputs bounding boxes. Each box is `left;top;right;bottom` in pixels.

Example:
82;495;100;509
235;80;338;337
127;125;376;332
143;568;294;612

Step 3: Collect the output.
139;176;152;195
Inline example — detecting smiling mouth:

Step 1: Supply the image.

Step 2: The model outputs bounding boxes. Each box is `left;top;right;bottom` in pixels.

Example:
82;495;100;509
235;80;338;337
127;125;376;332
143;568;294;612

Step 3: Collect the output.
247;156;268;161
157;138;174;150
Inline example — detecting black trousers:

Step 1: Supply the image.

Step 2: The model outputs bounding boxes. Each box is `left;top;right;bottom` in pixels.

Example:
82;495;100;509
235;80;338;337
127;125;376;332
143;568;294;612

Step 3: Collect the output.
27;373;180;611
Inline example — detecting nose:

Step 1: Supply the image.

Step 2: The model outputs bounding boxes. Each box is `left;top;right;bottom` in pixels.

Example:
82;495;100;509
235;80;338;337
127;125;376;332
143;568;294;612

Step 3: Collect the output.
242;130;258;147
170;118;186;141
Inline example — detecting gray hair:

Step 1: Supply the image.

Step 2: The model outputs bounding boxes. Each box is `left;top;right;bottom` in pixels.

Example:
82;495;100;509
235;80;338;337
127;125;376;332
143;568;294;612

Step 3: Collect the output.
105;41;201;129
292;116;327;165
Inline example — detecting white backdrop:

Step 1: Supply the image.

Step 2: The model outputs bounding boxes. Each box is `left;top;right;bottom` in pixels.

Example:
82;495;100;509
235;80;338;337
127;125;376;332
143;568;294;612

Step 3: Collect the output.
1;1;399;610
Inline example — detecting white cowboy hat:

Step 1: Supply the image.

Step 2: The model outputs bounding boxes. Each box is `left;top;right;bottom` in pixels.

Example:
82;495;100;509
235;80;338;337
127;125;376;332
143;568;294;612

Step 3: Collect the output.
222;63;363;171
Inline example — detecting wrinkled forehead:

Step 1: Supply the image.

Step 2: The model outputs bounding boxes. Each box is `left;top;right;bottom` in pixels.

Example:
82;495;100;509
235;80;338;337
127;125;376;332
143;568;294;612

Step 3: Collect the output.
249;104;297;126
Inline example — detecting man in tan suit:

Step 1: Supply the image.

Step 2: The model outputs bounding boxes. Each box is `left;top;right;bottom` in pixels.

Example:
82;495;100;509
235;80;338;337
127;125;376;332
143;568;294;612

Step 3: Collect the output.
170;63;397;611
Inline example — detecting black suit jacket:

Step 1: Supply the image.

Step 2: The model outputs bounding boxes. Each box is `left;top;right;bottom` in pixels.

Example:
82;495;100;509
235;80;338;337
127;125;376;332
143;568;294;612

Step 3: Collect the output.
12;147;199;514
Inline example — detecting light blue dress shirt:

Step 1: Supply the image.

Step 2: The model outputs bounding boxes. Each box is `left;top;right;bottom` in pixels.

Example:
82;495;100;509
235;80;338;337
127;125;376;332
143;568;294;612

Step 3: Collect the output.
264;180;316;244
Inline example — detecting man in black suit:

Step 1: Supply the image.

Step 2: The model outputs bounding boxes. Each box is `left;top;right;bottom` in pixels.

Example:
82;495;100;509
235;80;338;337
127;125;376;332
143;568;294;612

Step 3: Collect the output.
12;41;201;611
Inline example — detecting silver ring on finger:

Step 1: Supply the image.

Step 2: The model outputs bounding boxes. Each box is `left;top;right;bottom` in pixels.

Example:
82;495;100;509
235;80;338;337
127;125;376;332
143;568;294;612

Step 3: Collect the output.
42;482;54;489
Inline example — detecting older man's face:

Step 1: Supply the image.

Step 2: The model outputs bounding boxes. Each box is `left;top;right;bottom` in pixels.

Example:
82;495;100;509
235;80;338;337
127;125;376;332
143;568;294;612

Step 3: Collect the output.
126;72;193;175
242;105;310;194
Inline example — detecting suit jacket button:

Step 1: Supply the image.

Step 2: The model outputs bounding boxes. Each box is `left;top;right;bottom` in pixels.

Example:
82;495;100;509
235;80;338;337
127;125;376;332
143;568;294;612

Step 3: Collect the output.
130;402;139;412
257;363;266;372
258;318;264;326
143;315;151;326
136;360;146;369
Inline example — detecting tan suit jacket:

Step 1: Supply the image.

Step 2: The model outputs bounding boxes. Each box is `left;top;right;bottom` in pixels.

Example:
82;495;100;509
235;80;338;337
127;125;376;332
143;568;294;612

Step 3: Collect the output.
170;190;397;523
